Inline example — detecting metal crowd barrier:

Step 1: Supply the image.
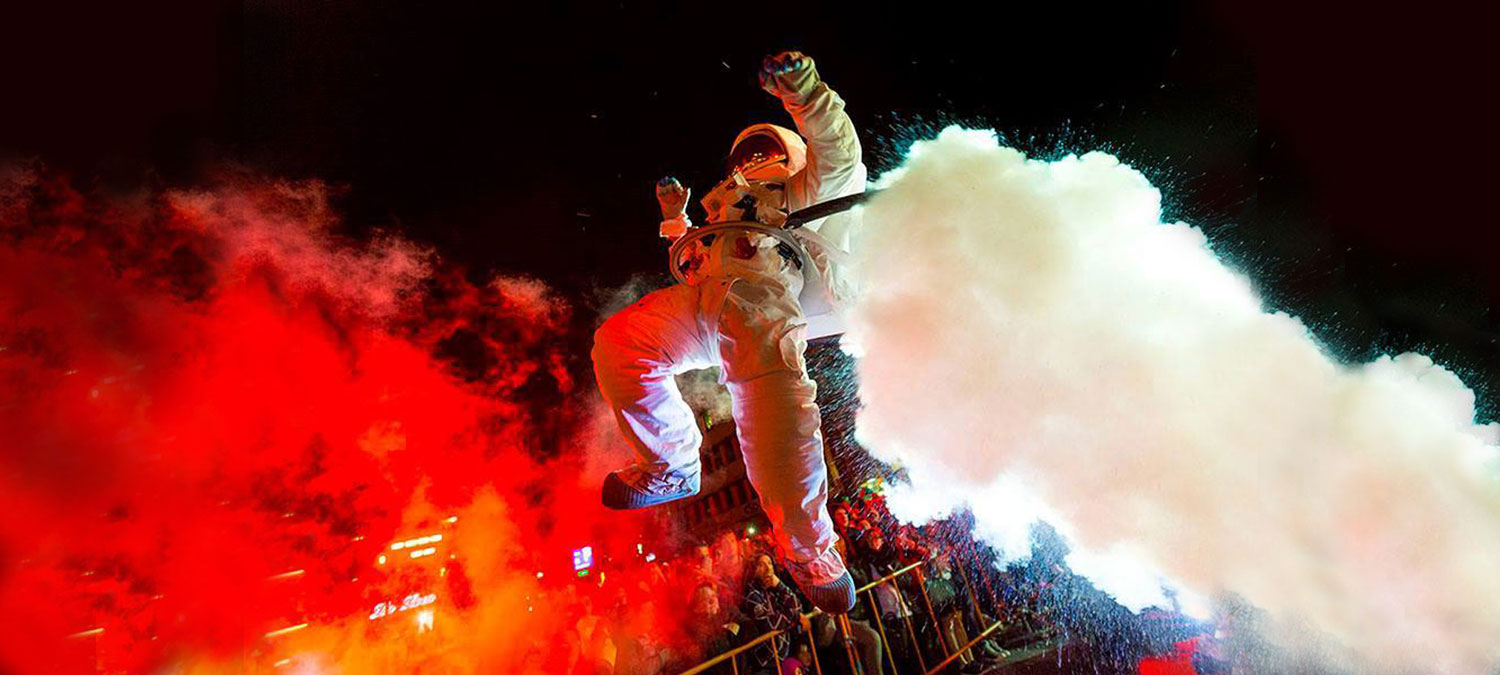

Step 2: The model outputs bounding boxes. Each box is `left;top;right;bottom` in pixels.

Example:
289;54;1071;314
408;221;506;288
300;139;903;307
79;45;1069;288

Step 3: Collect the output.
678;554;1007;675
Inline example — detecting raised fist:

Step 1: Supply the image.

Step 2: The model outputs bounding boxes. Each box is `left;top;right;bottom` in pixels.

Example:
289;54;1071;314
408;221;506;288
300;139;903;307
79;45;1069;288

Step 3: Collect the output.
758;51;820;103
656;176;690;220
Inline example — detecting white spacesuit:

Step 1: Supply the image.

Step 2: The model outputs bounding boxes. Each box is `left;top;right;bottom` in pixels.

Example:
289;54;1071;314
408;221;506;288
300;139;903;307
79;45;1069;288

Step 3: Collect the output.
592;52;865;613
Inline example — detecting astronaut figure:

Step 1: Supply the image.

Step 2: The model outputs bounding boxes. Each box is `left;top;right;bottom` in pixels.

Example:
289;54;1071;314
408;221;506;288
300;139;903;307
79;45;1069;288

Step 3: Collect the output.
592;51;866;613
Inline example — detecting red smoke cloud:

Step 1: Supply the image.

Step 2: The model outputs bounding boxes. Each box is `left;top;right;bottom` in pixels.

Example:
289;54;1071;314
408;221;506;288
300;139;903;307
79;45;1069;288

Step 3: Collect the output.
0;168;671;673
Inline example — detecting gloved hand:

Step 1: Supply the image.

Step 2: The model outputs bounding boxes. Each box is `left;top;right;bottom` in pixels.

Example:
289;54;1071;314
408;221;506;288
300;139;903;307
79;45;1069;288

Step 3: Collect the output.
656;176;692;240
656;176;690;219
759;51;820;104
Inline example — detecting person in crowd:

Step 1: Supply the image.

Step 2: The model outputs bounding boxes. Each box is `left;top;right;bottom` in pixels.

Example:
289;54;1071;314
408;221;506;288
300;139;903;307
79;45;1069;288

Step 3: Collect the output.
855;526;924;672
891;525;942;662
830;502;852;531
612;593;670;675
855;493;896;532
845;615;887;675
712;532;747;591
672;582;745;675
852;516;875;545
894;526;931;567
691;544;716;577
681;543;737;611
781;641;813;675
857;528;899;579
828;504;858;577
805;609;886;675
742;554;809;675
926;555;984;672
564;592;616;675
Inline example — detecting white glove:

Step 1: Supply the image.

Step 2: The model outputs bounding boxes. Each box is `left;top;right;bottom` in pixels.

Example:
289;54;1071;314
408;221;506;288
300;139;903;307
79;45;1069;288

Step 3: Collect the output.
656;176;690;219
656;176;692;240
758;51;820;104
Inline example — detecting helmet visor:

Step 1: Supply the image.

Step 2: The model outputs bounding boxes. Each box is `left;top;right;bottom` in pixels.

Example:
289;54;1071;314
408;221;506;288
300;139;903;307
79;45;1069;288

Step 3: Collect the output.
726;132;788;175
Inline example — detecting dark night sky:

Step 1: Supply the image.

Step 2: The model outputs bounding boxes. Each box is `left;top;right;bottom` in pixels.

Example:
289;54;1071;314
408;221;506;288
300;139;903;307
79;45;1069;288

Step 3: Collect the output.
3;1;1499;408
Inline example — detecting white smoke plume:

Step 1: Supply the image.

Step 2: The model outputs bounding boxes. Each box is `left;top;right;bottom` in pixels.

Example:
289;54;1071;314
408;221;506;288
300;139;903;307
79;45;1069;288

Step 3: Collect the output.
844;127;1500;673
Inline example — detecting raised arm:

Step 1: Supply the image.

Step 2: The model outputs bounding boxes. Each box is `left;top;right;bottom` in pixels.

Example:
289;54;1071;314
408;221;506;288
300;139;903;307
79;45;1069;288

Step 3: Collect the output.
759;52;866;205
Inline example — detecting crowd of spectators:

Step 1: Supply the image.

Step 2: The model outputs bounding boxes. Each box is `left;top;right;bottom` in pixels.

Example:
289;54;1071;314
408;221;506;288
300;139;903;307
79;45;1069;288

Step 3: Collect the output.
828;492;1015;675
525;487;1219;675
529;488;1038;675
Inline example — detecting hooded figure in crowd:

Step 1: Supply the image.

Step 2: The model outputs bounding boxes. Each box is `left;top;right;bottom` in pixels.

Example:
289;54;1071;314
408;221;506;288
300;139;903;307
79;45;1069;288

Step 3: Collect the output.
592;51;866;613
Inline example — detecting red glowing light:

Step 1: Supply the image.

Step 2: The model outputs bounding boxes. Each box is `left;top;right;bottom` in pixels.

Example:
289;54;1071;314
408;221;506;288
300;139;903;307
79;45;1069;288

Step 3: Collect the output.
0;173;678;672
